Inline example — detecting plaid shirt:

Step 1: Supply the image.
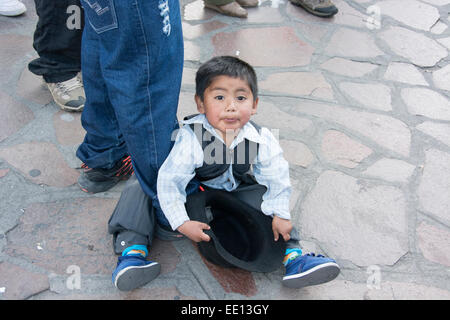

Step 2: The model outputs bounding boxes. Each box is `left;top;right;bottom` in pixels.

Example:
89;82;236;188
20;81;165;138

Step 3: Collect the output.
157;114;292;231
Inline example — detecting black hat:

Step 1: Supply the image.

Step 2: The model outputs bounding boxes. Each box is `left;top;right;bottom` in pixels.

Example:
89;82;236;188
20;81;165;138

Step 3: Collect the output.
185;185;286;273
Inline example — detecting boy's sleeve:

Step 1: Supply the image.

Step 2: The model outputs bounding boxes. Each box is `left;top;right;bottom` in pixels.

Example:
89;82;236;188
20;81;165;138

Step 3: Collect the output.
252;127;292;220
157;126;203;231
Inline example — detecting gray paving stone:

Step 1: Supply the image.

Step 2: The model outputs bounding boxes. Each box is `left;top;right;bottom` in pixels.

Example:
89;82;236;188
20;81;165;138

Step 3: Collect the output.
320;57;378;78
292;100;411;156
377;0;440;31
300;170;408;267
416;121;450;148
259;71;333;100
379;26;447;67
362;158;416;183
417;222;450;267
279;139;314;168
402;88;450;120
432;64;450;92
339;82;392;111
321;130;373;168
0;91;35;143
325;28;383;58
417;148;450;225
383;62;428;86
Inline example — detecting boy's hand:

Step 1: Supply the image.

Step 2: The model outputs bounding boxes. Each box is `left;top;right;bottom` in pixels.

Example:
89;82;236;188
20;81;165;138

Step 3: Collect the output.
177;220;211;242
272;216;293;242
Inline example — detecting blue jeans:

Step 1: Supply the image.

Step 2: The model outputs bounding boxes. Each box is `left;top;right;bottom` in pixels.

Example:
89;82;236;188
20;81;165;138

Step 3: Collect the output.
77;0;184;209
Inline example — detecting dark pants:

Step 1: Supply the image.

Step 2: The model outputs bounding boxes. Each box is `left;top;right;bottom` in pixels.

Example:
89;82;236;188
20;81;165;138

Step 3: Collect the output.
28;0;83;83
108;176;300;256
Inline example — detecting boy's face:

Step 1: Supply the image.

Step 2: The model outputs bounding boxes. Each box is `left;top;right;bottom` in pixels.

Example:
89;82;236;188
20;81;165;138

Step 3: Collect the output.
195;75;258;139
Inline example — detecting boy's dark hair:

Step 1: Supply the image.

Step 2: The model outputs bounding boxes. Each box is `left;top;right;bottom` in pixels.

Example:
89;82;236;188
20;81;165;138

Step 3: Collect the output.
195;56;258;101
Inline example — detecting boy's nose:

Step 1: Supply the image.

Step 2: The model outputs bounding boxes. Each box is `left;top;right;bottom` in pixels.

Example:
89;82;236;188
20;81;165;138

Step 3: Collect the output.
225;99;237;111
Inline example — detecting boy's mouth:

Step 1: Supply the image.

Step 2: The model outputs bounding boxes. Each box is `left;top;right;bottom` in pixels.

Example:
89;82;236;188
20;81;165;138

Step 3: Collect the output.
223;118;238;123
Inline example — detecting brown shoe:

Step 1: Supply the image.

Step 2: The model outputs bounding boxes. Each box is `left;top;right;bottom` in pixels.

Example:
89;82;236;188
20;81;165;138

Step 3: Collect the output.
204;1;248;18
236;0;258;7
289;0;338;17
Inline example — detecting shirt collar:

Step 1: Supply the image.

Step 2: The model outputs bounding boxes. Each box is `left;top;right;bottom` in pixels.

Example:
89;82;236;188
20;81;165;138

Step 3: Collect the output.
182;114;265;147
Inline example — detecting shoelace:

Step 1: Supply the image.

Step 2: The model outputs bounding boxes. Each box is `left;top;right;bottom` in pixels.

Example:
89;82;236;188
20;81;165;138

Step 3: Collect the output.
56;77;83;93
81;156;133;176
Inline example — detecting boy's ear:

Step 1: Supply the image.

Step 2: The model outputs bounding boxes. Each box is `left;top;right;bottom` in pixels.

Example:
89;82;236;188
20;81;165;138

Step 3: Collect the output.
251;97;259;115
195;94;205;114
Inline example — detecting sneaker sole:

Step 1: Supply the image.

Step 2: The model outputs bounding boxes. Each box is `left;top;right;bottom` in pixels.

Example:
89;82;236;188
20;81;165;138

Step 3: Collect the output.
114;262;161;291
78;172;121;194
291;2;338;17
282;262;340;288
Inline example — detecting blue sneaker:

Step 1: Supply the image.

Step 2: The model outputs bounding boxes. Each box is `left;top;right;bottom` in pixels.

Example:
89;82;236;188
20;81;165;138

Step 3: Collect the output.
112;255;161;291
283;253;340;288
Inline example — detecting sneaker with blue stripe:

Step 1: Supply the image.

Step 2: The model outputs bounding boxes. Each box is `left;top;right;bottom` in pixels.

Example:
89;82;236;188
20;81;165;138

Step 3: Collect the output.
112;255;160;291
283;253;340;288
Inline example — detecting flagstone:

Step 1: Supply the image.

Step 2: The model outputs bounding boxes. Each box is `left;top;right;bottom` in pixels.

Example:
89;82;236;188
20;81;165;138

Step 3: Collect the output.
379;26;447;67
420;0;450;5
252;101;314;136
430;21;448;34
0;34;33;84
432;64;450;91
437;37;450;50
0;262;49;300
300;170;408;267
212;27;315;67
377;0;439;31
279;139;314;168
416;121;450;148
401;88;450;120
383;62;428;86
0;90;35;143
339;82;392;111
292;101;411;156
246;5;284;23
325;28;383;58
321;130;372;168
184;40;202;62
16;67;52;105
53;110;85;146
259;72;333;99
417;149;450;225
417;222;450;267
0;141;78;187
181;21;228;40
320;57;378;78
362;158;416;183
183;0;216;21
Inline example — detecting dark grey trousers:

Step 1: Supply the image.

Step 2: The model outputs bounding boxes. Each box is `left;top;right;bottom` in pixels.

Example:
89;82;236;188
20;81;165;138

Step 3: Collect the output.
108;176;300;255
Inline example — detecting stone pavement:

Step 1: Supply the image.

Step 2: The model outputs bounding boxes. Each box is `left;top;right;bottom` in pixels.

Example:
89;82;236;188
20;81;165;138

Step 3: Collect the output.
0;0;450;300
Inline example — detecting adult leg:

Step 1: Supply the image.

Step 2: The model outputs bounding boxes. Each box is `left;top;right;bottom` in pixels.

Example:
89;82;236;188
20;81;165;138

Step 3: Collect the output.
79;0;183;205
29;0;83;83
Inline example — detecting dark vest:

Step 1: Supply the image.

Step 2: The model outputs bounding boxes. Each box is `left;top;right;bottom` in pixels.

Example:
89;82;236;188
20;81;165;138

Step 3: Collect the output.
184;115;261;182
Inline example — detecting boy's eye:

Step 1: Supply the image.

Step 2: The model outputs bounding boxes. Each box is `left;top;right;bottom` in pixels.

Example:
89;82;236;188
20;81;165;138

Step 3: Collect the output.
237;96;247;101
215;95;224;100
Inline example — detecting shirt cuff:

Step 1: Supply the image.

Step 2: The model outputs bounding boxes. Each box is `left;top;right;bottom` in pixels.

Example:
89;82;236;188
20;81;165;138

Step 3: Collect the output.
163;201;191;231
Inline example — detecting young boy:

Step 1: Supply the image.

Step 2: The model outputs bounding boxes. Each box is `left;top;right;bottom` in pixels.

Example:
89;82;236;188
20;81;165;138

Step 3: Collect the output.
112;56;340;291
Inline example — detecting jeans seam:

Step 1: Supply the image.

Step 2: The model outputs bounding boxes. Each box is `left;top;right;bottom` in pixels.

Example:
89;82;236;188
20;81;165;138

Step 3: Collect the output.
134;0;158;167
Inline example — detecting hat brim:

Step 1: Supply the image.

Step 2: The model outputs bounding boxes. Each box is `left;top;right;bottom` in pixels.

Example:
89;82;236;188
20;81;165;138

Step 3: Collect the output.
185;188;286;272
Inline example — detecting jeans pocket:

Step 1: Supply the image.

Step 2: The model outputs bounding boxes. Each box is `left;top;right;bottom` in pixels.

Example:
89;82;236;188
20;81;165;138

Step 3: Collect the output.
81;0;118;34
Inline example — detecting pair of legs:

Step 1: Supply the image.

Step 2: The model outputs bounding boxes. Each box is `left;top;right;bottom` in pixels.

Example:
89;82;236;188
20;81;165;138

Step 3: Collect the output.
109;177;340;291
76;0;184;204
29;0;85;111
